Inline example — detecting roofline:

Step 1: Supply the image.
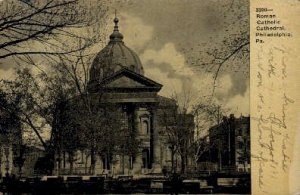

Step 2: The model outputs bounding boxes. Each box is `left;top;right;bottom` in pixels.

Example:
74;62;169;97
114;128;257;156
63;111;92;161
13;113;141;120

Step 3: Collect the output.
99;67;163;88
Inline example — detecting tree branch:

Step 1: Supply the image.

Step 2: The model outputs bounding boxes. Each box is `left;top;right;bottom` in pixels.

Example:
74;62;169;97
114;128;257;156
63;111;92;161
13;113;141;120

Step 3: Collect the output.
211;41;249;96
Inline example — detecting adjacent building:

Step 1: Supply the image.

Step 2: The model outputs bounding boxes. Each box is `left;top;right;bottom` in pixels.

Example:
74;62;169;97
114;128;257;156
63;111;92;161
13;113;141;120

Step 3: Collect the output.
198;114;250;173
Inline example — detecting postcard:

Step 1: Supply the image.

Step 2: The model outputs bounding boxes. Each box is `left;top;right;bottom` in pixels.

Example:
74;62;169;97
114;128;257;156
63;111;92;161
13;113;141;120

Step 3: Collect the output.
0;0;299;194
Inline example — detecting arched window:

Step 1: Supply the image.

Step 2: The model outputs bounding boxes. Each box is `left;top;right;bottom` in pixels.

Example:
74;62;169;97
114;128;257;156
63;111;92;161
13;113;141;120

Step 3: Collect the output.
142;120;149;134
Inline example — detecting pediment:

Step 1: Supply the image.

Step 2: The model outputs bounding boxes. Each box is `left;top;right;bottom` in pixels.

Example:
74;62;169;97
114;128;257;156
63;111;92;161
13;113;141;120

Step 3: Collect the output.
105;75;146;88
100;68;162;90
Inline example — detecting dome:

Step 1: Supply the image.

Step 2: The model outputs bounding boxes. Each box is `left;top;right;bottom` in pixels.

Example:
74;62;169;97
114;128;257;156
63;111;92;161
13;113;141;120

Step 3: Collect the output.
89;17;144;83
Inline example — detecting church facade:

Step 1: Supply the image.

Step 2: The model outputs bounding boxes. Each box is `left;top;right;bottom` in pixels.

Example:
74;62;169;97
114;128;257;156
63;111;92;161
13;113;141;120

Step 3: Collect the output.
54;17;194;176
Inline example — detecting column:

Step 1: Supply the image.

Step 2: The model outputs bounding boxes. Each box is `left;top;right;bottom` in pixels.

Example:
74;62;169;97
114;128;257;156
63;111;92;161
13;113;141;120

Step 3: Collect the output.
132;106;142;174
150;107;162;173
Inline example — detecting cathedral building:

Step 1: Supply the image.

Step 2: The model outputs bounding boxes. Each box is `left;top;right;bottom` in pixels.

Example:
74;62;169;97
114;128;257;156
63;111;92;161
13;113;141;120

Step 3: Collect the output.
55;17;194;176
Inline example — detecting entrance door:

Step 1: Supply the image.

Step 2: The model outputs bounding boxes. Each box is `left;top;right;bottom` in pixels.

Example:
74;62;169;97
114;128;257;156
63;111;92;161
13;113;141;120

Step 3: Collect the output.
142;149;149;169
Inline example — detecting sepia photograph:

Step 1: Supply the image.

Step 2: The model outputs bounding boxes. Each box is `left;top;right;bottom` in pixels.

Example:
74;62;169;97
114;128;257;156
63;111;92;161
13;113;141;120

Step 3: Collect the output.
0;0;250;194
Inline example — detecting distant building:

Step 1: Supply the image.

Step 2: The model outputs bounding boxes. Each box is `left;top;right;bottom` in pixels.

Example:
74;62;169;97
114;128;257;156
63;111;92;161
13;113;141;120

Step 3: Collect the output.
53;17;194;176
200;114;250;173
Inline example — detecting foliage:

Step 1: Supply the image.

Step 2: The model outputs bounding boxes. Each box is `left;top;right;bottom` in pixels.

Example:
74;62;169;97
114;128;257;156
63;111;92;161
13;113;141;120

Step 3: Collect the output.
0;89;21;143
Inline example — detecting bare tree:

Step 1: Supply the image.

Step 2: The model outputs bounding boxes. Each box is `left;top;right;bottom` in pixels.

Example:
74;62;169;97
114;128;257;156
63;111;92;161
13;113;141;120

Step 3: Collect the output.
159;93;195;174
0;53;135;175
0;66;77;174
0;0;145;176
1;68;59;149
0;0;110;173
0;0;108;63
183;0;249;96
192;98;230;170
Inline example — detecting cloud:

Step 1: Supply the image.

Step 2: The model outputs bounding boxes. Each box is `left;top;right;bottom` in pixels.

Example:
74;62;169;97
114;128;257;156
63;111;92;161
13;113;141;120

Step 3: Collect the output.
215;74;233;101
142;43;194;76
139;40;249;134
141;42;194;98
214;75;249;116
146;67;182;97
226;85;250;115
141;42;214;107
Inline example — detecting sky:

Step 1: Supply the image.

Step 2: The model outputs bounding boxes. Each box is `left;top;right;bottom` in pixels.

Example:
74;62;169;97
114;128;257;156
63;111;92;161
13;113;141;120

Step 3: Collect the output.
109;0;250;115
0;0;249;116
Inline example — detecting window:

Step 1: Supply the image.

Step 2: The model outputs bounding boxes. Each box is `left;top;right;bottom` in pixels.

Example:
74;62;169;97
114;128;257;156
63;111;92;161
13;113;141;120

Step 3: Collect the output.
142;120;149;134
142;149;150;169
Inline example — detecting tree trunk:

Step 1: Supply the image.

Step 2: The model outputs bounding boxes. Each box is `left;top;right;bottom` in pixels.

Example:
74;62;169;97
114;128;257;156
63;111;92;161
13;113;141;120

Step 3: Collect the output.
90;147;95;174
46;150;55;175
57;152;61;175
69;152;74;174
85;155;88;174
69;162;73;174
171;149;175;173
180;154;186;174
218;143;222;171
122;154;125;174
